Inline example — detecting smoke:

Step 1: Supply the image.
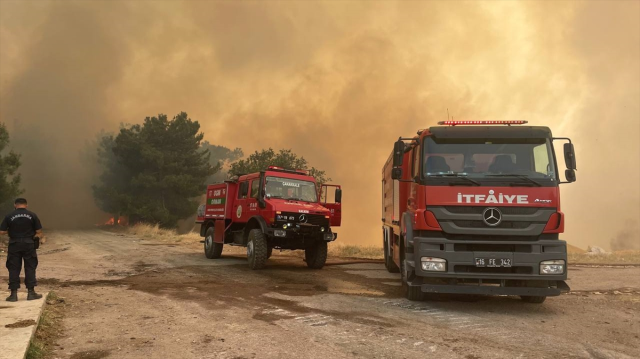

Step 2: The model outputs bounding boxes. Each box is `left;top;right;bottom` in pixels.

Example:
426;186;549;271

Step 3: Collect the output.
1;1;638;249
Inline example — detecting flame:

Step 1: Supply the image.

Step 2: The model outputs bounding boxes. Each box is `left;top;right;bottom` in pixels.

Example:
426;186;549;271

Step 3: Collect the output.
101;217;128;226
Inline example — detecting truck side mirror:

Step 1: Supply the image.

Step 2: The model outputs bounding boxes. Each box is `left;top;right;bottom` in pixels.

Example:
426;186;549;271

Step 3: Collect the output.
335;188;342;203
391;168;403;180
565;169;576;183
564;143;576;170
393;140;405;167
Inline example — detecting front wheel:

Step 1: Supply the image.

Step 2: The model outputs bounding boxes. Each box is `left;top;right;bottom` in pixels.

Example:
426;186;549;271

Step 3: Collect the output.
520;296;546;304
305;241;328;269
204;227;223;259
247;229;268;270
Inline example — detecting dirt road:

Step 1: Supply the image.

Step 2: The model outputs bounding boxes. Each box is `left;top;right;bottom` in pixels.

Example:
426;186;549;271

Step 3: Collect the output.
2;230;638;359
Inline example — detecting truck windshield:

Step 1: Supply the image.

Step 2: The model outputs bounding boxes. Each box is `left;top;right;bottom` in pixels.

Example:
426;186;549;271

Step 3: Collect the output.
423;137;557;185
265;176;318;202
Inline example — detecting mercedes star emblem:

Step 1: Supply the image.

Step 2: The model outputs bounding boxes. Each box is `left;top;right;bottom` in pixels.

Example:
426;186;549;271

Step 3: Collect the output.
299;214;307;223
482;207;502;227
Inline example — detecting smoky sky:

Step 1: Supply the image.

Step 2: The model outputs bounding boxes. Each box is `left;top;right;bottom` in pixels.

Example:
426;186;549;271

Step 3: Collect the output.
1;1;638;248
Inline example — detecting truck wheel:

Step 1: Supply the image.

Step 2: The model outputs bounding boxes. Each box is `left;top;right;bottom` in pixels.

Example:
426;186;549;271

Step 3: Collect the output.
384;235;400;273
520;296;547;304
247;229;268;270
204;227;223;259
400;240;424;301
305;241;328;269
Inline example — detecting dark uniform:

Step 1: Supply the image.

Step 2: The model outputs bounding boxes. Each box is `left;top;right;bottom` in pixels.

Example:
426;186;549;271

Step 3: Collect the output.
0;208;42;290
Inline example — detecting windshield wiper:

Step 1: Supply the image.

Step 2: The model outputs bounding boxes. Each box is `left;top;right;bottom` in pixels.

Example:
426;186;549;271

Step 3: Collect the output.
427;173;481;186
286;197;309;202
486;174;542;187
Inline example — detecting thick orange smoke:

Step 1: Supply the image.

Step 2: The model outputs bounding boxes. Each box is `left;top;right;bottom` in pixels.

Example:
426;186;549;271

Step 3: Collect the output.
1;1;638;249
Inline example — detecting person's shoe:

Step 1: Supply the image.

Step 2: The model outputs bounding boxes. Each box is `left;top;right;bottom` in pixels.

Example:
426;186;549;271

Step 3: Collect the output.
27;288;42;301
6;290;18;302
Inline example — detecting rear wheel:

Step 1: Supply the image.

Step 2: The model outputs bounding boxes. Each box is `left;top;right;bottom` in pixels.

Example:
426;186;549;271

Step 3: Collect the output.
305;241;328;269
247;229;268;270
204;226;223;259
400;239;424;301
520;296;547;304
384;232;400;273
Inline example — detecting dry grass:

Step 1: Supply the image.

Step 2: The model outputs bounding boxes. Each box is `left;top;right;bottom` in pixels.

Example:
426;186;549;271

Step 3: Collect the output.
27;292;66;359
569;250;640;265
328;243;383;259
126;223;201;244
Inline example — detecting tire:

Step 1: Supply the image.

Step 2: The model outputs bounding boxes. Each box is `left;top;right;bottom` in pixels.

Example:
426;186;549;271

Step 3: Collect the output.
267;247;273;259
204;226;223;259
384;233;400;273
520;296;547;304
247;229;268;270
400;238;423;301
305;241;328;269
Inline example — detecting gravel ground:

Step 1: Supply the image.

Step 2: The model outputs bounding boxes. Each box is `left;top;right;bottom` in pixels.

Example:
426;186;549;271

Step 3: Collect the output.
2;230;638;359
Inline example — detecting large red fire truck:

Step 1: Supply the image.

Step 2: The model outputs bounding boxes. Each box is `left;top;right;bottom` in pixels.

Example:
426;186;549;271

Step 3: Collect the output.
196;166;342;270
382;120;577;303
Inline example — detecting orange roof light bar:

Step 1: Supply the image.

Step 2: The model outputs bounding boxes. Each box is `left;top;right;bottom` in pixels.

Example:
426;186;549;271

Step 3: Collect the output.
437;120;528;126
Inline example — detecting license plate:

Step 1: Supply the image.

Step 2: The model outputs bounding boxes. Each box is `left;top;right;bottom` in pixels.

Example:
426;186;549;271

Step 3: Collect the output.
475;258;512;267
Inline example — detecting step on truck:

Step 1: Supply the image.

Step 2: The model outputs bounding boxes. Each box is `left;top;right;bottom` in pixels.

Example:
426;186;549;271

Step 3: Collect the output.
196;166;342;269
382;120;577;303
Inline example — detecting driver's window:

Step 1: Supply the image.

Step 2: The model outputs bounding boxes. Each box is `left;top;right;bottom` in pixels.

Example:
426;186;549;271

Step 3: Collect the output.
412;145;421;178
533;143;551;175
250;179;260;199
320;186;337;204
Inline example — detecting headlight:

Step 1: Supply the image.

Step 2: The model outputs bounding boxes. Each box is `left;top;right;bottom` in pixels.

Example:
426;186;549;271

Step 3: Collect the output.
421;257;446;272
321;227;325;232
283;223;288;229
540;260;565;275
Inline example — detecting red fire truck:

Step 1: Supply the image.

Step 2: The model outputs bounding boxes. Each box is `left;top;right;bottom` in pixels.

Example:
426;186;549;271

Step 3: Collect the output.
382;120;577;303
196;166;342;270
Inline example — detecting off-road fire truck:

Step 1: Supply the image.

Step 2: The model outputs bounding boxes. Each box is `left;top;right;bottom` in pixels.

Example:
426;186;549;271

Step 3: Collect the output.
382;120;577;303
196;166;342;270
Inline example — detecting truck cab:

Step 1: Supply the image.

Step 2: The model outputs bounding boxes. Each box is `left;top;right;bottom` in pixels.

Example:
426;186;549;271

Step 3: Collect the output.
196;166;342;270
382;120;577;303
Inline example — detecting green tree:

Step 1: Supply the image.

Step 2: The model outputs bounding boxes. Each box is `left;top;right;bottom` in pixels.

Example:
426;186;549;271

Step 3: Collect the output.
0;123;23;207
92;112;216;227
229;148;331;185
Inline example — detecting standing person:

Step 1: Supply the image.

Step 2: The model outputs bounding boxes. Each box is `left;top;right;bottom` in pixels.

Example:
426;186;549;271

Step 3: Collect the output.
0;198;43;302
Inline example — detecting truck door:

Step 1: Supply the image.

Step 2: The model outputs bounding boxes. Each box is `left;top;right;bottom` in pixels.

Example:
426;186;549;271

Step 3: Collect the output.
320;184;342;227
233;180;250;223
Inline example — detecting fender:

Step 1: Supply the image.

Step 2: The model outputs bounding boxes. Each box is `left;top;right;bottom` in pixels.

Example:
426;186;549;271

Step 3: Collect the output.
200;219;215;237
400;212;415;256
400;212;417;278
243;215;269;245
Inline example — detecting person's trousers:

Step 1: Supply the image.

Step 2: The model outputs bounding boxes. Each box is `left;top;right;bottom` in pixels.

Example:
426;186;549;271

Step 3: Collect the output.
5;242;38;290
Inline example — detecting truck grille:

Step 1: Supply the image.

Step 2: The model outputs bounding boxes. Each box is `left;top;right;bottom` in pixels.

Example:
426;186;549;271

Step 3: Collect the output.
452;220;531;229
280;212;329;227
444;206;539;215
430;206;557;237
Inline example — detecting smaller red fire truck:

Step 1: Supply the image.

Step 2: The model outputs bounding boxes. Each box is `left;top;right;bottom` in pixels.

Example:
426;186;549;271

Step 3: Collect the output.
196;166;342;270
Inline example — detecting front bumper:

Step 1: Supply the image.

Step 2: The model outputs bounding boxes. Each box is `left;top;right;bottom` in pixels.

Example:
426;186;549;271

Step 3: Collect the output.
408;235;570;296
265;227;337;241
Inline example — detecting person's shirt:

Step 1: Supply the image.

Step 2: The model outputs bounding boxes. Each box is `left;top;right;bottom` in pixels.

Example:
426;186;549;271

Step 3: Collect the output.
0;208;42;243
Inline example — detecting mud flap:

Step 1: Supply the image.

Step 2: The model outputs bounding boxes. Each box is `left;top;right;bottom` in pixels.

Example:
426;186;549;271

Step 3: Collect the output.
214;219;225;243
